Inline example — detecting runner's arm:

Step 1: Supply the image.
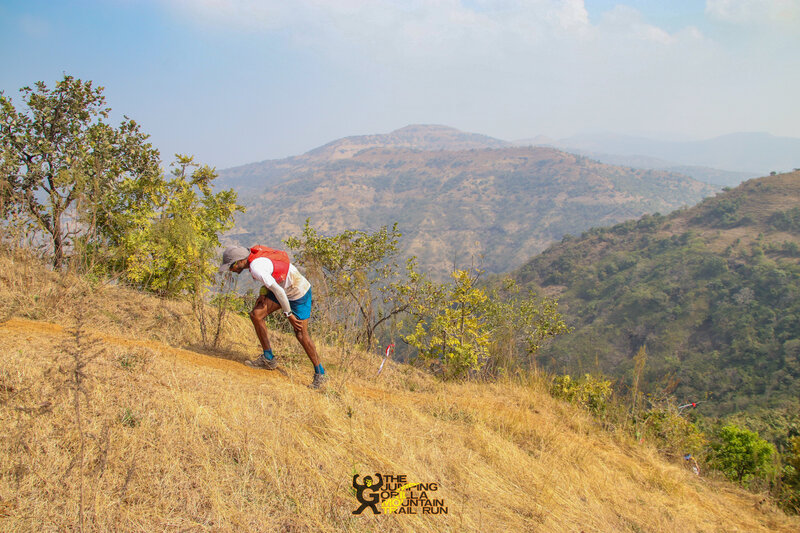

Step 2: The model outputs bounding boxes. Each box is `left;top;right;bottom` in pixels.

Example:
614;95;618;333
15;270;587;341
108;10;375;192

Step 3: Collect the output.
250;260;292;315
266;281;292;316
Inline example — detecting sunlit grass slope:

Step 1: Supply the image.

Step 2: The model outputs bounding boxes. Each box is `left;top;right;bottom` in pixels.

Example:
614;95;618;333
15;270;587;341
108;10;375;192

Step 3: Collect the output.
1;248;798;532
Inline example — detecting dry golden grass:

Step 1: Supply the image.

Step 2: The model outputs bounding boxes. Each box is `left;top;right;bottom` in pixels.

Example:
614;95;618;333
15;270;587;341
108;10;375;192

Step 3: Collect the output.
1;247;799;532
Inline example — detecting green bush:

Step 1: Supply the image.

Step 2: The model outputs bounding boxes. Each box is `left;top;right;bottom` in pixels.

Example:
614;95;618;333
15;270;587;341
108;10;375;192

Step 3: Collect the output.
639;407;707;456
780;436;800;513
708;424;775;484
550;374;613;415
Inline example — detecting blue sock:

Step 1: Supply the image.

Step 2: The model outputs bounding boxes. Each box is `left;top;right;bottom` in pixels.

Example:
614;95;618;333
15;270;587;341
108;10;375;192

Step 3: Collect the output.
315;364;325;375
262;349;274;360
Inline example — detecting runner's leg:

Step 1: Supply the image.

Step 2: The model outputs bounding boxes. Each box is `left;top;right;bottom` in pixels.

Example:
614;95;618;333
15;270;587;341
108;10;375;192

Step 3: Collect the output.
249;295;281;351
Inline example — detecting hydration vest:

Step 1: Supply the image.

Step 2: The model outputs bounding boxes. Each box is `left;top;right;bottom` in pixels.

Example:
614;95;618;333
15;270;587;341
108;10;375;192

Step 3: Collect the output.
248;246;290;283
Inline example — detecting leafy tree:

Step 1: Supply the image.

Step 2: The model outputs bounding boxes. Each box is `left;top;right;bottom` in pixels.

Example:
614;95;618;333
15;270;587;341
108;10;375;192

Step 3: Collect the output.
404;271;569;379
285;220;425;348
404;269;490;378
110;155;241;298
1;75;243;344
0;75;160;268
98;154;243;346
709;424;775;483
483;277;570;375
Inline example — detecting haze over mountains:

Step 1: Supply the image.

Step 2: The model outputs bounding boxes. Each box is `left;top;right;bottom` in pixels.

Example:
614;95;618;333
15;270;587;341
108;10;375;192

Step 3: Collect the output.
522;131;800;186
219;125;719;275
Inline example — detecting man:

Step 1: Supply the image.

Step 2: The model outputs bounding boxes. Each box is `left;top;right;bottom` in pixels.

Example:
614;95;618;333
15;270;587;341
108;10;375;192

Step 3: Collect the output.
219;245;326;389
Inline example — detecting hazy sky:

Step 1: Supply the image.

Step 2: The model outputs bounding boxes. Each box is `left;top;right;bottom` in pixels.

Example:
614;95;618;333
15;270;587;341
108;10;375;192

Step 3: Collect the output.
2;0;798;168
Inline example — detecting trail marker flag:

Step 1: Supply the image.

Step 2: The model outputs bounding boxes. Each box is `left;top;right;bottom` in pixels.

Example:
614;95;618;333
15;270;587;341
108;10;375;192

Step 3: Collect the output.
377;343;394;376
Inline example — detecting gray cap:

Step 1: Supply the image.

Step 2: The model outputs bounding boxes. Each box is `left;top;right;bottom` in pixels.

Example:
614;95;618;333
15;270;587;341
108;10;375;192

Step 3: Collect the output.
219;246;250;273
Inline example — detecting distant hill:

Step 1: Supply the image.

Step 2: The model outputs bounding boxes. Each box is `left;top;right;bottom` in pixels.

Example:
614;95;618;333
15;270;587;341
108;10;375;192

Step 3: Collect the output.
513;171;800;417
218;124;510;195
664;165;755;188
522;148;757;187
525;131;800;178
305;124;511;159
220;125;717;276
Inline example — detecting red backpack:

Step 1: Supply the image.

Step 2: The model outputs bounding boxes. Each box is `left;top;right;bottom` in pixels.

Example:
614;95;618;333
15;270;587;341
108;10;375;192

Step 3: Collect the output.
248;246;291;283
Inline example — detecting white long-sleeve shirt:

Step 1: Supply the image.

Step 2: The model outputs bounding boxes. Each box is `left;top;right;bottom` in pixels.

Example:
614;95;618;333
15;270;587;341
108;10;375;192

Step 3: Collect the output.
248;257;311;314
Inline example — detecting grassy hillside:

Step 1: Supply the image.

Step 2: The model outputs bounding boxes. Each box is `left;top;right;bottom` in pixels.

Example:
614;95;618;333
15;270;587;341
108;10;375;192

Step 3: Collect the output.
225;140;716;277
514;171;800;418
2;248;799;531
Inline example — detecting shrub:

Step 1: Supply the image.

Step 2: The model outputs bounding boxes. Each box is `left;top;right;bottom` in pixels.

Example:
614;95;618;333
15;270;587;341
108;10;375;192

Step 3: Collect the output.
708;424;775;483
550;374;613;415
639;407;707;456
780;436;800;512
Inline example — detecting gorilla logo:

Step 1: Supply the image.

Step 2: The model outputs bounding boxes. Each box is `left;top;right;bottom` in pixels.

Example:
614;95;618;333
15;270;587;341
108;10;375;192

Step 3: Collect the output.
352;473;384;514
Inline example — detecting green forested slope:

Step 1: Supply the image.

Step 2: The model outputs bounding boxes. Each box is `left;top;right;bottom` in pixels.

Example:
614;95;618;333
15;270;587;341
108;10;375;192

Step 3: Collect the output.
515;172;800;417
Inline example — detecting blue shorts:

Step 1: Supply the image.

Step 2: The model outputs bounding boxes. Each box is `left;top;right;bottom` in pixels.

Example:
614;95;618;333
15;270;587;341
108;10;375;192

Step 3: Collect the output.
266;288;313;320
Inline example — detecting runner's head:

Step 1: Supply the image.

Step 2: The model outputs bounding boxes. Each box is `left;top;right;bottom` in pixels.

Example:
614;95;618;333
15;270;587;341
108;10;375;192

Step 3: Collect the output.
219;246;250;273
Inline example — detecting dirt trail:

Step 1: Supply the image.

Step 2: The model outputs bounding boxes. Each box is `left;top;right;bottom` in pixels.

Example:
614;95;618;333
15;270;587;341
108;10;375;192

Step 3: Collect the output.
0;317;288;382
2;318;509;412
1;318;420;402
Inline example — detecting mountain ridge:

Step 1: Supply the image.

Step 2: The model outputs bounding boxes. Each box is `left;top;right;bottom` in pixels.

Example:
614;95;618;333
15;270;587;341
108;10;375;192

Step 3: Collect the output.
224;142;717;276
220;125;798;194
217;124;511;195
304;124;511;160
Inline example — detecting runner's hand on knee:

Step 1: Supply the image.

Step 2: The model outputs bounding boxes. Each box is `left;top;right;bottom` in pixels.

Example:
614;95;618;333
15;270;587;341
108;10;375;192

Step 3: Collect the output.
288;314;303;334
